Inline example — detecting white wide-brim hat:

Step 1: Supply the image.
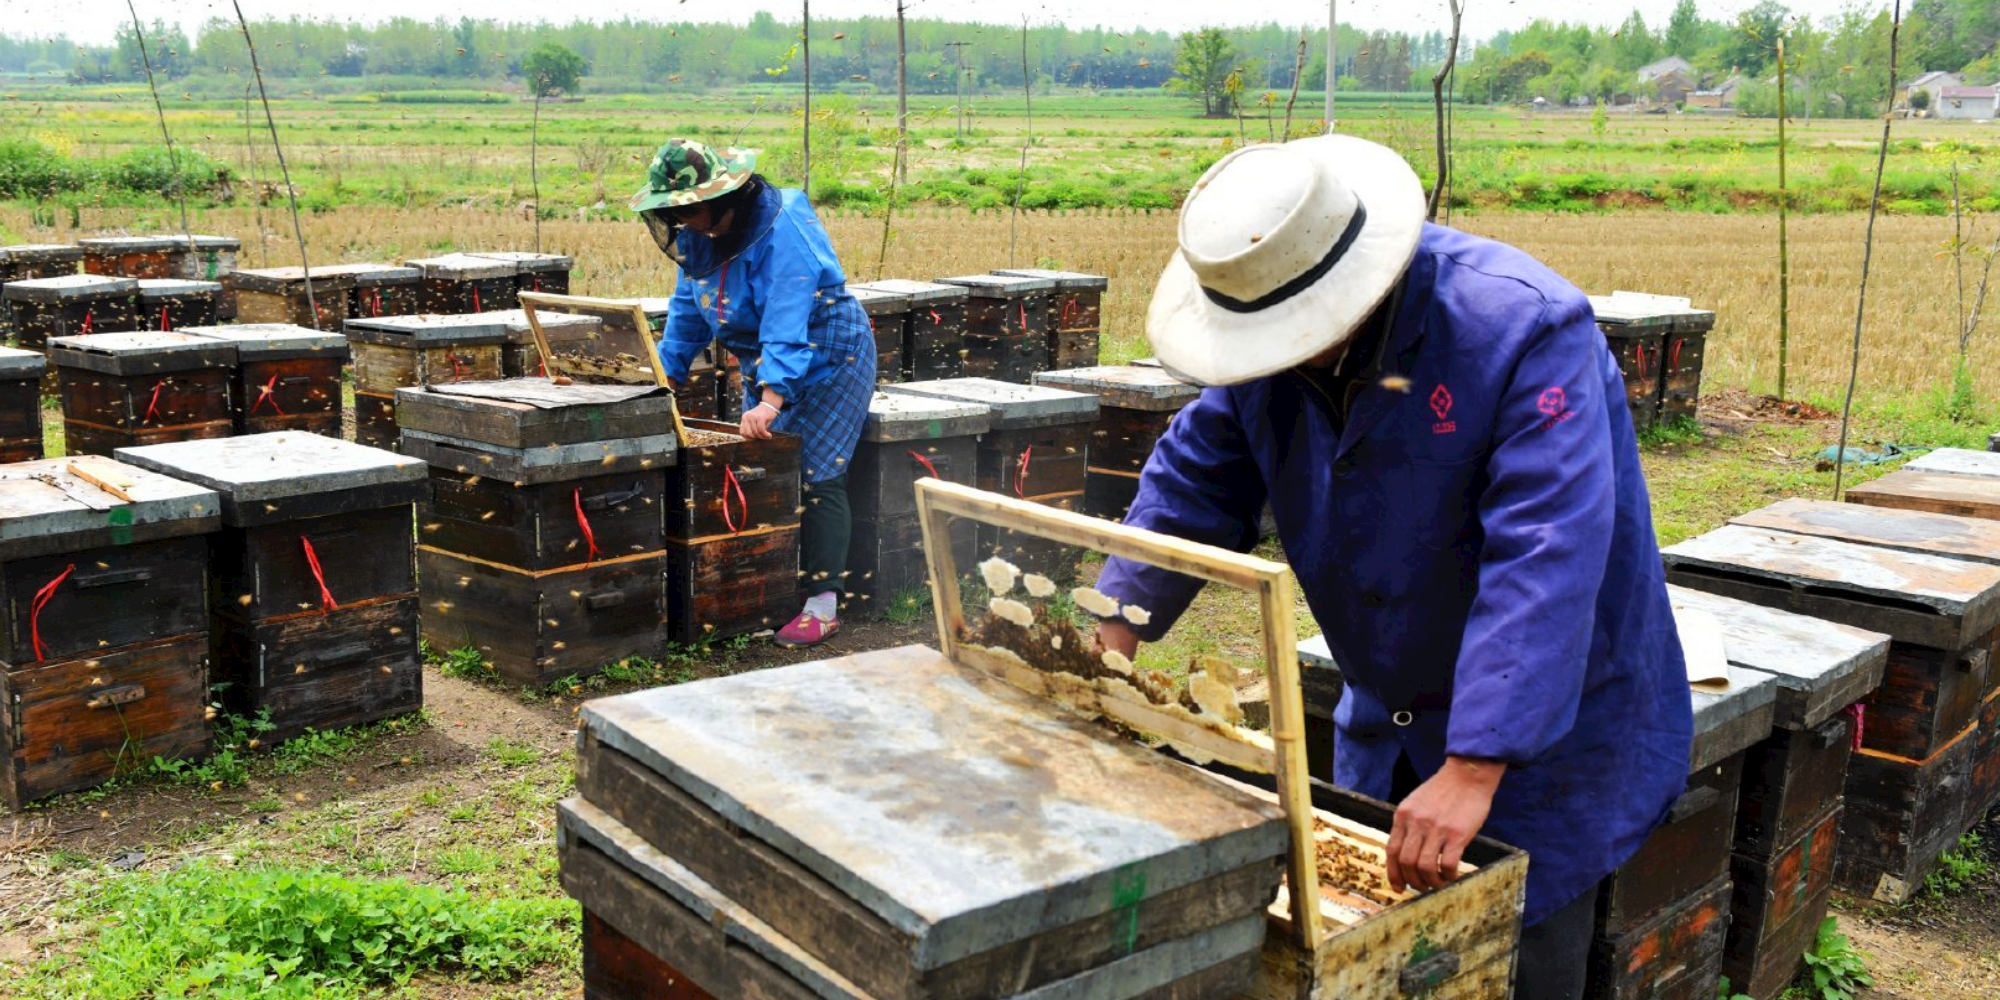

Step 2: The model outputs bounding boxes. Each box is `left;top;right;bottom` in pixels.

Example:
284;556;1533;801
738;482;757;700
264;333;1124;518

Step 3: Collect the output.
1148;134;1426;386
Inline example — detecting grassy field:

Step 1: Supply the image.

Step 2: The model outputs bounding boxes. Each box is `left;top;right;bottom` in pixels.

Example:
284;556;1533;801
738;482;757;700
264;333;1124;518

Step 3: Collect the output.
4;88;2000;999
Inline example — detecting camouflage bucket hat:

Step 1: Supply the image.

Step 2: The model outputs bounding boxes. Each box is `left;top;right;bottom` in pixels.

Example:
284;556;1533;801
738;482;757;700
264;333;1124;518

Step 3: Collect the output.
629;139;759;213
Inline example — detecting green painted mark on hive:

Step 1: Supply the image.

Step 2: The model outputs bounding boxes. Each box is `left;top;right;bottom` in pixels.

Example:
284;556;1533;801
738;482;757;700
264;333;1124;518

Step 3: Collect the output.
107;506;134;546
926;419;943;439
586;407;604;438
1110;862;1147;955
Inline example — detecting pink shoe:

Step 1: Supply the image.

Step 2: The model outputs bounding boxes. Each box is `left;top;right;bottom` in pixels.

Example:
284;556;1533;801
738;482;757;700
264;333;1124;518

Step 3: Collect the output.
775;610;840;647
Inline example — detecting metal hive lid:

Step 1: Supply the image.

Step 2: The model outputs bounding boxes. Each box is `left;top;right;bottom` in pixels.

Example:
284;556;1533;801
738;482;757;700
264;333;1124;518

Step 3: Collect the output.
48;330;236;375
225;266;359;294
314;263;422;287
578;644;1286;970
482;307;605;344
0;457;220;560
344;312;511;346
405;253;518;280
115;433;425;525
2;274;137;302
935;273;1059;297
0;348;46;378
136;278;223;300
1033;365;1200;411
1;244;84;264
883;377;1100;428
178;323;348;359
395;379;679;449
471;251;574;272
153;234;242;251
852;279;969;304
76;235;179;253
991;268;1108;290
848;285;913;316
1589;291;1716;334
861;390;992;442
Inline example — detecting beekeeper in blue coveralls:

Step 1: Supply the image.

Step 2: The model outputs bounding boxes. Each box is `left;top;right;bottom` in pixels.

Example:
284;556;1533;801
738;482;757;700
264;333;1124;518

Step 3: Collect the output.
1092;134;1694;1000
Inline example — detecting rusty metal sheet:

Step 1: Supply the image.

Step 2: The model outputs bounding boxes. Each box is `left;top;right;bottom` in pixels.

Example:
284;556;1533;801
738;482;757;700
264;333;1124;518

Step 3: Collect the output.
1667;584;1889;729
560;797;1269;1000
578;644;1286;972
1734;498;2000;566
1905;448;2000;479
1662;524;2000;618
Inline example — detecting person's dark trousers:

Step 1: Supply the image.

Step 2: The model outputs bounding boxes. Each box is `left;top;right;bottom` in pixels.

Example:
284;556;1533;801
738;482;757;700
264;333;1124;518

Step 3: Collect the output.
1389;753;1596;1000
800;475;851;599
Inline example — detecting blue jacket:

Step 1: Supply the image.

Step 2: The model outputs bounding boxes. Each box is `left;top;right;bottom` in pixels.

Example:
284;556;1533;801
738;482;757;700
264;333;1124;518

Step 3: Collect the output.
1096;224;1692;926
656;184;857;401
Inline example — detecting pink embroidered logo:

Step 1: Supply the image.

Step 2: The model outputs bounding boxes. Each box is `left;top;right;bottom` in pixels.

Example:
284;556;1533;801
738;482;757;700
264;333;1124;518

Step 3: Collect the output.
1537;387;1566;416
1429;384;1457;435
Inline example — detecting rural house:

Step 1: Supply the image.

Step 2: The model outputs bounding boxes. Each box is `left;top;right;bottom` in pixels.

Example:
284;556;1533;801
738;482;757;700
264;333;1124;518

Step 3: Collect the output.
1936;85;1998;120
1637;55;1697;106
1900;70;1962;110
1637;55;1693;83
1687;74;1741;109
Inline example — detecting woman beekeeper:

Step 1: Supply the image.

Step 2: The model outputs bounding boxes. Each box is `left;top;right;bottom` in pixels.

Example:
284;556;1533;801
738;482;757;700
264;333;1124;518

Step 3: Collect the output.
634;138;875;647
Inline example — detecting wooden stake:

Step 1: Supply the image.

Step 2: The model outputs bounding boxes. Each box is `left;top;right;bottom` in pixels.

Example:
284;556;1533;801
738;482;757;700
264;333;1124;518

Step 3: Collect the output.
1833;0;1902;501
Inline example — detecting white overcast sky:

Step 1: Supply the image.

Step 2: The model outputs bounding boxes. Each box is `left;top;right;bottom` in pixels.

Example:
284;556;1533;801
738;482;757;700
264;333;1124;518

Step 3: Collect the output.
4;0;1885;48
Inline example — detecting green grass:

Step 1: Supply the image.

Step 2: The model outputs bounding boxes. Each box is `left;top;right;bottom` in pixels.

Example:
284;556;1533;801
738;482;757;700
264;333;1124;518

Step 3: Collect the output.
12;862;574;1000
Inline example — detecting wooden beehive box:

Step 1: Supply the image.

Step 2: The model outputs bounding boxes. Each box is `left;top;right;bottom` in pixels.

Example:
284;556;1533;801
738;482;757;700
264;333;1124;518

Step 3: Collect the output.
472;250;574;297
135;278;222;332
850;285;911;384
343;313;509;450
852;279;969;382
77;235;179;279
994;268;1107;370
0;348;46;463
484;308;603;378
521;293;671;389
407;252;518;314
566;639;1288;1000
114;434;425;742
662;418;801;643
399;380;677;685
937;273;1057;383
912;481;1528;1000
0;456;221;807
884;377;1099;579
1664;508;2000;904
1589;291;1713;429
1033;365;1200;521
4;274;140;348
0;245;81;342
160;234;240;282
636;296;720;420
1294;636;1344;781
844;391;991;612
181;324;350;437
314;263;423;321
50;331;236;456
225;266;356;331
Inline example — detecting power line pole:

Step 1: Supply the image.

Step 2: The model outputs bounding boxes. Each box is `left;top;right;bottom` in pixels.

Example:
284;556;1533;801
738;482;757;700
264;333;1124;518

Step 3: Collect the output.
896;0;909;182
1325;0;1337;131
801;0;812;198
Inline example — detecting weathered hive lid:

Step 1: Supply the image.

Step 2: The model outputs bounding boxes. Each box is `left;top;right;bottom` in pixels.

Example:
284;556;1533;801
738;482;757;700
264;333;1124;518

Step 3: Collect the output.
471;250;574;273
179;323;349;362
135;278;223;301
935;273;1058;298
394;379;681;450
991;267;1108;291
314;262;422;287
0;348;47;379
1;244;83;265
634;297;672;324
481;307;605;345
225;266;359;294
577;644;1286;973
76;235;178;254
1033;365;1200;412
852;279;969;304
848;285;913;316
1589;290;1716;334
0;456;220;561
48;330;236;375
400;427;677;484
1663;522;2000;651
1684;657;1779;771
1905;447;2000;479
1667;582;1888;730
3;273;137;302
861;390;992;443
884;377;1099;429
1297;634;1338;673
155;234;241;251
344;312;510;347
405;252;518;281
115;432;425;526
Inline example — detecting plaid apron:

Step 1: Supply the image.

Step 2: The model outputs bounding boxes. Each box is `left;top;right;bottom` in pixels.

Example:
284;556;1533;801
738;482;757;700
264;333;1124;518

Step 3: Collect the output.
736;293;876;483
